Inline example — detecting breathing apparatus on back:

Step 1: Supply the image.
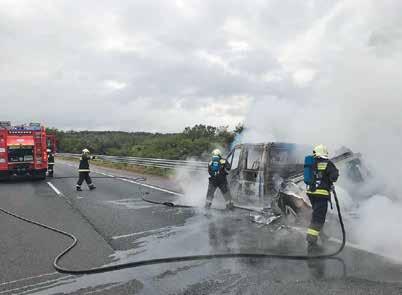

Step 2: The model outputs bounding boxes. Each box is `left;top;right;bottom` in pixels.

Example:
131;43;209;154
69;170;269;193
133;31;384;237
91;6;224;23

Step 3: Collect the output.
210;155;221;176
210;149;223;176
303;144;329;191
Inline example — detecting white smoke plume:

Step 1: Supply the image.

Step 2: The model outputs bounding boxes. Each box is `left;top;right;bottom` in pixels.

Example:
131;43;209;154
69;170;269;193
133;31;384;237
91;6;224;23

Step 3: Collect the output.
173;164;209;207
240;1;402;260
173;153;230;209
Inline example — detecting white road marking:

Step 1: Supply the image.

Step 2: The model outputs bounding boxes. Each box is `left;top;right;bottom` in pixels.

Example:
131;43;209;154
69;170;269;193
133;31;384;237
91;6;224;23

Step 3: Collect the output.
0;272;59;287
106;198;143;204
47;182;62;196
47;181;74;205
119;178;183;197
96;172;115;178
112;232;145;240
59;160;183;197
0;275;74;294
112;226;173;240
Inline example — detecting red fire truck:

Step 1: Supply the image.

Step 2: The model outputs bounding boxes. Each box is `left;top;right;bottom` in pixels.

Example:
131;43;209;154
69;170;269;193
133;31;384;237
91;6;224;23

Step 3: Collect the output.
0;122;55;180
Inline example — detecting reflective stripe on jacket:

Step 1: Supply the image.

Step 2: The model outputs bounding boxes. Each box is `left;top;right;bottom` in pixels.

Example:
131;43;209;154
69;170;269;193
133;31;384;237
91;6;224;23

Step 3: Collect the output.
307;158;339;197
48;154;55;165
78;154;92;172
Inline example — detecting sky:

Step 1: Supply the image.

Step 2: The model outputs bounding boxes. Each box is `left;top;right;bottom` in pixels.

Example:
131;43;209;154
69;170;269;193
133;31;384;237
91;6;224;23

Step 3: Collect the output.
0;0;349;132
0;1;401;134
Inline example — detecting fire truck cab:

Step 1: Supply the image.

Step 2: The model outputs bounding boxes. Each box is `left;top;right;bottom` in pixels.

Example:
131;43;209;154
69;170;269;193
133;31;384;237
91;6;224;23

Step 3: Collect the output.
0;121;52;180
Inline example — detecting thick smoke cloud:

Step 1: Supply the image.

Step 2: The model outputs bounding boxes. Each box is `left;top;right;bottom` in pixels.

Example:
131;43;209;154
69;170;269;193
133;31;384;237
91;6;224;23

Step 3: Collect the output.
241;0;402;191
240;1;402;260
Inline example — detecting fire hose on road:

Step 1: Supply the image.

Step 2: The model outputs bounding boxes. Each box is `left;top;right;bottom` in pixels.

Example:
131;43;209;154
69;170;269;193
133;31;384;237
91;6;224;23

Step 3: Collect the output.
0;177;346;274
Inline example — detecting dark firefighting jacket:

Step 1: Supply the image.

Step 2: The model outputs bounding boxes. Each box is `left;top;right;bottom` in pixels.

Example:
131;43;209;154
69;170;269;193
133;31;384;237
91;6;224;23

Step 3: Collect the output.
78;154;94;172
307;158;339;197
48;154;55;165
208;158;231;184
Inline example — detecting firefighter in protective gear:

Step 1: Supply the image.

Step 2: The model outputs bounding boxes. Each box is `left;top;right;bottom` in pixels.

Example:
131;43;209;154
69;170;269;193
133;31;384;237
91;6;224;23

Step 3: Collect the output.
47;149;55;177
306;144;339;252
205;149;234;210
76;149;96;191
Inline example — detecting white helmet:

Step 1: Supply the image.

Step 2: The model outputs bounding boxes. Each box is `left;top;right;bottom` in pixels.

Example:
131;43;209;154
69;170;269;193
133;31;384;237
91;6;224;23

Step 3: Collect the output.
313;144;329;159
47;149;51;153
82;148;90;154
212;149;222;157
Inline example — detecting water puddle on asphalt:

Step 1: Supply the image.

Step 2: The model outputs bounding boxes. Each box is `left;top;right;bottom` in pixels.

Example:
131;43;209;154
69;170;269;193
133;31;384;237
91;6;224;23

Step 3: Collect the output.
104;198;155;209
111;226;175;241
24;208;398;295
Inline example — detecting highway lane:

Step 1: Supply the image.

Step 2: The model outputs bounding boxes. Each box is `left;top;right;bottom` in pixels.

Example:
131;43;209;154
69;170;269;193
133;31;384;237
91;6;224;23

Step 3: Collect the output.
0;175;114;293
49;163;195;252
0;161;401;294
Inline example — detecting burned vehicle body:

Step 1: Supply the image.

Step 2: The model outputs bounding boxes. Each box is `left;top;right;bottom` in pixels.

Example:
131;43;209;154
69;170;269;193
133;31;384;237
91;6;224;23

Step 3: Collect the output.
226;143;310;206
226;143;367;219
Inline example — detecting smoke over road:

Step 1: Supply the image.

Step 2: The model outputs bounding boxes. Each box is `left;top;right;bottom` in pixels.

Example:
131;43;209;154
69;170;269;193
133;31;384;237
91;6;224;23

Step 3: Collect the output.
239;1;402;261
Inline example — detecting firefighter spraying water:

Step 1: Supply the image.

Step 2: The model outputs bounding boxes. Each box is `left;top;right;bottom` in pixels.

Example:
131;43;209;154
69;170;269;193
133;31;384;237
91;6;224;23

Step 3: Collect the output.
205;149;235;210
304;145;339;253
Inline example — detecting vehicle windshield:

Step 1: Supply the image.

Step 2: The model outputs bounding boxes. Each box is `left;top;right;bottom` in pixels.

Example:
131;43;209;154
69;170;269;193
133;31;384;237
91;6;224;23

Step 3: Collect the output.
246;147;263;170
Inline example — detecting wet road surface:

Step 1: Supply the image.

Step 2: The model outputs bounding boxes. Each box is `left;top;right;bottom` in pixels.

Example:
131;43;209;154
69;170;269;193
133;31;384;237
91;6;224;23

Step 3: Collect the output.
0;161;401;294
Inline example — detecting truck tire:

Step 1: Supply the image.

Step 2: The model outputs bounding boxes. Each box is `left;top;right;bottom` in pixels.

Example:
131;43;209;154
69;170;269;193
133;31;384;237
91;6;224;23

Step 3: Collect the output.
0;171;9;181
32;170;46;181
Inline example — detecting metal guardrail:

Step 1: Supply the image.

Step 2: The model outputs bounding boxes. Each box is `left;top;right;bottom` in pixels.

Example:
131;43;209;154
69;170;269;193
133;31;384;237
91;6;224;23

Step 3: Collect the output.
58;153;208;171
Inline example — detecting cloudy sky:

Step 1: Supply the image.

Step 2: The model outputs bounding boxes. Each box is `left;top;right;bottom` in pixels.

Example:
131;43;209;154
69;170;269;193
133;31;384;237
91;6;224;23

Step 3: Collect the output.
0;0;401;134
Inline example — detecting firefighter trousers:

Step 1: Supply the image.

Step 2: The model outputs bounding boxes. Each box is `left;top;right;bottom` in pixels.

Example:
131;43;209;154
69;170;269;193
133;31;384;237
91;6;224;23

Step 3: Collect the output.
205;179;232;205
77;172;94;187
306;194;328;244
48;164;54;175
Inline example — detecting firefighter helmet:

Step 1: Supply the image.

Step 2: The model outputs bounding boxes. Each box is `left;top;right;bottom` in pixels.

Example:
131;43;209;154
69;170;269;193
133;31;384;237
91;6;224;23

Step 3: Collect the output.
82;148;90;154
313;144;329;159
212;149;222;157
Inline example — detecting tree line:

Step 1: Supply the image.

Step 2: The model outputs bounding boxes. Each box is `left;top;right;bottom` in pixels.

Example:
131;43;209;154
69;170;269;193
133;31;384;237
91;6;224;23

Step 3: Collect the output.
49;124;243;160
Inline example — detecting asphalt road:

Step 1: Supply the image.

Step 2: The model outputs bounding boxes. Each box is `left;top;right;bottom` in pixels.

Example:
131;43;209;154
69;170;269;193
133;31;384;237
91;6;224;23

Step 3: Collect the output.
0;161;401;294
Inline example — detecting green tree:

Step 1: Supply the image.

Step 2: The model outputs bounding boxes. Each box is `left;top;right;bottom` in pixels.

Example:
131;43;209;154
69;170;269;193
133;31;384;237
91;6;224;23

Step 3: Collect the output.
51;124;242;160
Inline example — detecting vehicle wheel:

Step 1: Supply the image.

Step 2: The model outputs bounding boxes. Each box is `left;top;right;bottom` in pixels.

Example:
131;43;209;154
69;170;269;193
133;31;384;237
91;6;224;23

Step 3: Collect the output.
33;171;46;181
0;172;9;181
